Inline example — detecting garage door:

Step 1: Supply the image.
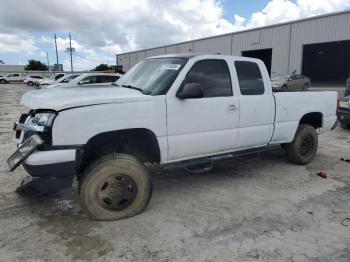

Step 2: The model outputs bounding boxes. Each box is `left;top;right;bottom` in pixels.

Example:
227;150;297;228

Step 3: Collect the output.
302;40;350;83
242;48;272;76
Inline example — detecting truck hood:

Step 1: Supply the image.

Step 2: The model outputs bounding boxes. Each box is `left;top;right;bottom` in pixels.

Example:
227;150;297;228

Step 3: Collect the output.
21;86;151;111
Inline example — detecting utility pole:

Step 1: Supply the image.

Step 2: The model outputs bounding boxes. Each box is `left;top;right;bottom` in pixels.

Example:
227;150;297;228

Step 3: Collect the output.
46;52;50;71
54;33;59;67
107;42;110;66
69;32;73;72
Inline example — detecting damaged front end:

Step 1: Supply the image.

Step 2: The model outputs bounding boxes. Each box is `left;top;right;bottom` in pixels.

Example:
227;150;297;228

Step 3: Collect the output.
7;111;76;195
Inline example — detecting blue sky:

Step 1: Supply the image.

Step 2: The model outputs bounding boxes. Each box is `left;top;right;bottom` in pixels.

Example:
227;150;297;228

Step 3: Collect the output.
0;0;349;70
222;0;272;20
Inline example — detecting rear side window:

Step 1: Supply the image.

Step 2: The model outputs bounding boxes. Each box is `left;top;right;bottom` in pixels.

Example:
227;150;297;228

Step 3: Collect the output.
235;61;264;95
184;59;232;97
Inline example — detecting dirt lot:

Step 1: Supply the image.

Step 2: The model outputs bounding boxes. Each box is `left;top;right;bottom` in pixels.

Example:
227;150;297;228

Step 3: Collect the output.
0;83;349;262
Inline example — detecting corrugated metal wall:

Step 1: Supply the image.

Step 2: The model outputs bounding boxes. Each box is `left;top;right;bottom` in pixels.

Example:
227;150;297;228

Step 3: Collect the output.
116;11;350;76
289;12;350;73
231;24;290;76
192;34;232;55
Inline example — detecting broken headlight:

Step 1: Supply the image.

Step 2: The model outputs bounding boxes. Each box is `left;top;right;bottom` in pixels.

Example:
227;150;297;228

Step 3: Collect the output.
15;111;57;144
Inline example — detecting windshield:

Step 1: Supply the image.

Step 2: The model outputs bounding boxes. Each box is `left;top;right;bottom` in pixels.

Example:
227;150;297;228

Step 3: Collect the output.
116;58;187;95
271;75;289;81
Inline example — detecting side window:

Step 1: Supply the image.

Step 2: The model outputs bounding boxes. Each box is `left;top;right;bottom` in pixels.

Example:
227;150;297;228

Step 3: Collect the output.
183;59;232;98
13;74;20;77
80;76;97;85
109;75;119;82
235;61;264;95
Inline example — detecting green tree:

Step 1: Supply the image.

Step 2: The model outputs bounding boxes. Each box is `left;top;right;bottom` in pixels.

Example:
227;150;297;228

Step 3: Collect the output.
93;64;110;71
25;59;48;71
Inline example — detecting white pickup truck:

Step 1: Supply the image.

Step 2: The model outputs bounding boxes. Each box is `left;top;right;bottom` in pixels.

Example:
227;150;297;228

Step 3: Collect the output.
7;54;337;220
0;73;25;83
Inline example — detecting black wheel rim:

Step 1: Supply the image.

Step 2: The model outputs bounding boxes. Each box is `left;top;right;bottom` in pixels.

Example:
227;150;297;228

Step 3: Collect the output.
300;134;314;156
97;174;137;211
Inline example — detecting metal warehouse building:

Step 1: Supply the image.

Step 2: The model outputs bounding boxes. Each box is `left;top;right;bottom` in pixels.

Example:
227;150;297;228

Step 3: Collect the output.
116;11;350;83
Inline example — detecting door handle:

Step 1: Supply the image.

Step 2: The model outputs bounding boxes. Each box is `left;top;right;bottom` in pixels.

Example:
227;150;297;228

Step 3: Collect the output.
228;104;239;111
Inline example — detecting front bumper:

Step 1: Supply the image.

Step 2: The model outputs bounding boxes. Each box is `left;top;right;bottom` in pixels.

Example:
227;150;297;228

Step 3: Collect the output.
17;149;76;195
337;109;350;125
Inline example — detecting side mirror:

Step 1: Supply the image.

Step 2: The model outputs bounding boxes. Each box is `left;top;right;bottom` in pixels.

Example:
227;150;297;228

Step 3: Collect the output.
177;83;204;99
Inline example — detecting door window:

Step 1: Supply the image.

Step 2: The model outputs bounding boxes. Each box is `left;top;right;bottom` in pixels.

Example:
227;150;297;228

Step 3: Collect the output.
235;61;264;95
183;59;232;97
79;75;98;85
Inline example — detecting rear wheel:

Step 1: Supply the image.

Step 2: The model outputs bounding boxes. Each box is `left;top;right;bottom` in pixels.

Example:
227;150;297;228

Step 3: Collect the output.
79;153;152;221
27;81;34;86
302;83;309;90
286;124;318;165
282;84;288;91
0;79;6;84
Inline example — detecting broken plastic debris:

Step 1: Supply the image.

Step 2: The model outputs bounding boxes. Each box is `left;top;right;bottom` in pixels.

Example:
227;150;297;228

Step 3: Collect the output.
317;170;327;178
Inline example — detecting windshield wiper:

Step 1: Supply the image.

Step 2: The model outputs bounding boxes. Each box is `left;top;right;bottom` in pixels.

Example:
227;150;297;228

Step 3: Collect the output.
121;84;147;94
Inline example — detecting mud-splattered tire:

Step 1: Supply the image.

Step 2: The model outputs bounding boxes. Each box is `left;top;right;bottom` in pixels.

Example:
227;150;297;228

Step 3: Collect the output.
79;153;152;221
286;124;318;165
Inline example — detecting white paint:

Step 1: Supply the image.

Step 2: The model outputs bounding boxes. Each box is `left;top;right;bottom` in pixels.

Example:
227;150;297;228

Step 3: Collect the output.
20;54;338;165
24;149;76;165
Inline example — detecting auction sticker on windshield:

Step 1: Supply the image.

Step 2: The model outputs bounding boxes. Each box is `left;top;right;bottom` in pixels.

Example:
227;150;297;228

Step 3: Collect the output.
160;64;181;70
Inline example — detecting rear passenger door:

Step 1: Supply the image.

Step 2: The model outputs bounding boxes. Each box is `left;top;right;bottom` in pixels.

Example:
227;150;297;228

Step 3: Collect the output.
234;60;275;148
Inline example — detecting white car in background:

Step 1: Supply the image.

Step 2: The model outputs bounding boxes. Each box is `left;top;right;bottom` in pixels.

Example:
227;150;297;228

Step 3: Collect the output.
23;75;46;86
35;73;66;87
43;74;81;89
44;73;121;88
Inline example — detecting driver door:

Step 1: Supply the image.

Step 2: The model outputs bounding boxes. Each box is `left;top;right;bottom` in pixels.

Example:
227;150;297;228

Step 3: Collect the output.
166;59;239;162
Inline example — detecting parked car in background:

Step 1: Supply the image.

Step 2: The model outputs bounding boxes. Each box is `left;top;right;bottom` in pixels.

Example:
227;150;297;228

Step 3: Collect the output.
0;73;25;83
271;74;310;91
338;96;350;129
35;73;66;87
345;74;350;97
338;75;350;129
44;73;121;88
24;75;46;86
43;74;81;89
8;54;337;220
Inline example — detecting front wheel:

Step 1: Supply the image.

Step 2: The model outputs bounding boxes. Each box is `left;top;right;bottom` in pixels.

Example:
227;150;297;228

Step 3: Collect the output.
79;154;152;221
302;83;309;90
285;124;318;165
27;81;34;86
0;79;6;84
282;85;288;91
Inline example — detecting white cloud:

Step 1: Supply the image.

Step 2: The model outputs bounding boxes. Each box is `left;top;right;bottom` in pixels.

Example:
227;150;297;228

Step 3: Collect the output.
234;0;350;29
0;33;38;53
0;0;349;69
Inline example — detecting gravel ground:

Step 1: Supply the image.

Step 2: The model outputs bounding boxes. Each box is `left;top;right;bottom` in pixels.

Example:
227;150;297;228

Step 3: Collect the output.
0;83;349;262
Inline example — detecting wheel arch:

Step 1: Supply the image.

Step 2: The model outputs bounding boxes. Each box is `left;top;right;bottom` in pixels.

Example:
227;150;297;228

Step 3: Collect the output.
299;112;323;129
78;128;161;175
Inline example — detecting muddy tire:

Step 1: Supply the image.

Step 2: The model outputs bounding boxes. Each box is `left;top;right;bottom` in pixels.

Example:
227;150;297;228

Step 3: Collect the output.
79;153;152;221
285;124;318;165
